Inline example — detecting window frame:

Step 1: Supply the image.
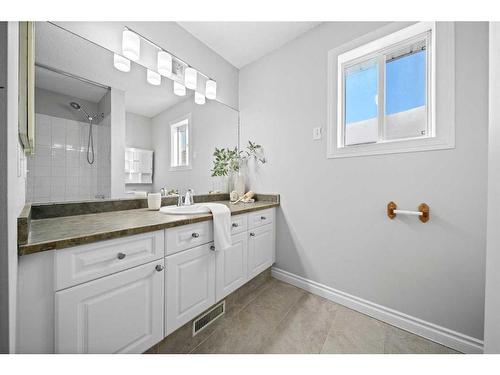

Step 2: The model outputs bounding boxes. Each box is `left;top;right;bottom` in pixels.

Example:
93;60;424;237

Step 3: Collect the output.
327;22;455;159
169;114;192;171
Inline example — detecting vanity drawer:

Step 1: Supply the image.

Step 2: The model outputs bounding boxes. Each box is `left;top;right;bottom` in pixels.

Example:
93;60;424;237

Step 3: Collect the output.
248;208;274;229
230;214;248;235
55;230;165;290
166;221;213;256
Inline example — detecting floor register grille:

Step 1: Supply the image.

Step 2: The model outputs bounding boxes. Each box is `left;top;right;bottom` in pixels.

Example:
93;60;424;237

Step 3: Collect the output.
193;301;225;336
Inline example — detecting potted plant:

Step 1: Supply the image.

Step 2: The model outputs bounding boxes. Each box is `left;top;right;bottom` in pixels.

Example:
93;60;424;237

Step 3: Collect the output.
210;141;266;196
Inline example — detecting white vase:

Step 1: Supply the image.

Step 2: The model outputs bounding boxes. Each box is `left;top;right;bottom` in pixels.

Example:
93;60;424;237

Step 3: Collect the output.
233;171;246;198
212;176;228;193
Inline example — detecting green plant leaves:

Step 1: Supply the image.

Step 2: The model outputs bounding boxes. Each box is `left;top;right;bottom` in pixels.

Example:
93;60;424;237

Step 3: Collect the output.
211;141;265;177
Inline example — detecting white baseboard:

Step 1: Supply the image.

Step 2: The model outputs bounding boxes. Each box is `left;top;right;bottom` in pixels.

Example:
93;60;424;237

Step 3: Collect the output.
271;267;483;354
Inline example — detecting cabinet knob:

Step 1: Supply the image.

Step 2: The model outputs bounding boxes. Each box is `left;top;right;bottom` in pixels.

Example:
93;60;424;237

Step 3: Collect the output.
232;223;238;228
250;232;256;237
192;232;200;238
155;264;164;272
117;252;126;260
261;216;266;220
210;245;216;251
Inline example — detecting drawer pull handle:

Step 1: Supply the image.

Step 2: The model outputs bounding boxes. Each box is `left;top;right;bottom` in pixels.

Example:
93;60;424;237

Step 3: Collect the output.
155;264;164;272
117;252;126;260
192;232;200;238
261;216;266;220
250;232;256;237
210;245;216;251
232;223;239;228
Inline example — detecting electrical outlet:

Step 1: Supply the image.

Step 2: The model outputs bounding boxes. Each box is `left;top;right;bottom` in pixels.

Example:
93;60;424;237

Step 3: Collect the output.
313;127;322;140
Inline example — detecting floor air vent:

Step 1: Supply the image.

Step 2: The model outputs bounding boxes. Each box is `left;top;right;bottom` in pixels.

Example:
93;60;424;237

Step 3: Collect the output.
193;301;225;336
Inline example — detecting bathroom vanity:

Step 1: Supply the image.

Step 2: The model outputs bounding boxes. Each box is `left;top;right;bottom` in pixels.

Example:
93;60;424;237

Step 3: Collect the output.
16;21;277;354
16;195;279;354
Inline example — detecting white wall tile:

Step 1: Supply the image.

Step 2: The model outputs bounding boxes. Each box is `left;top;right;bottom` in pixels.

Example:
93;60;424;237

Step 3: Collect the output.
34;145;52;167
35;114;52;147
51;117;67;148
28;113;111;203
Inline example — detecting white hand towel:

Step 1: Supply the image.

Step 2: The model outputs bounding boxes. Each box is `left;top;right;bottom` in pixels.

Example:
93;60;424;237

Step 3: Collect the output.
201;203;232;251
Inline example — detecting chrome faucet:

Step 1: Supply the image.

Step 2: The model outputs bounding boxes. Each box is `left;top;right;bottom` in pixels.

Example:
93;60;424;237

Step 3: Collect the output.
176;189;194;206
184;189;194;206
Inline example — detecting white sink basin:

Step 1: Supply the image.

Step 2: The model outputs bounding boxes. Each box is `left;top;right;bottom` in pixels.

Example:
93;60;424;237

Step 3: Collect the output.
159;204;211;215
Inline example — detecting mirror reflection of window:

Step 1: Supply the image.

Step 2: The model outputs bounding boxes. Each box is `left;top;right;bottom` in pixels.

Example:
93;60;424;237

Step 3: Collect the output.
170;116;190;170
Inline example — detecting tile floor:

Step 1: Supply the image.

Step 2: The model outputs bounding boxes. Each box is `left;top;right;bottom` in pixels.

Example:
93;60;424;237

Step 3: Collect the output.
155;278;459;354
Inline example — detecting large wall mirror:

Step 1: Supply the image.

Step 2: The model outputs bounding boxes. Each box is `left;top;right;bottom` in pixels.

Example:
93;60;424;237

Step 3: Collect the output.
26;21;239;203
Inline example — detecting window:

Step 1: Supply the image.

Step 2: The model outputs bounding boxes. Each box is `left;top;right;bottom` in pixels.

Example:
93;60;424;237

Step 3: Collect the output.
170;115;191;170
328;22;455;158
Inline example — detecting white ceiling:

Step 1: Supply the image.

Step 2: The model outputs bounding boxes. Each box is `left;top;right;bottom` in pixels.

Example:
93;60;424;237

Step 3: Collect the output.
177;22;321;68
35;66;109;103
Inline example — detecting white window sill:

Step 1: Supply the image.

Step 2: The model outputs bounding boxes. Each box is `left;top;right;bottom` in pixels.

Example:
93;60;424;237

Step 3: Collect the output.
169;166;192;172
328;136;455;159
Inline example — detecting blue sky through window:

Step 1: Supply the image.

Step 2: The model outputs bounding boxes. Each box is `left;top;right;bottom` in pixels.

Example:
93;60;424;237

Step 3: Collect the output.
344;51;426;124
345;63;378;125
385;50;426;115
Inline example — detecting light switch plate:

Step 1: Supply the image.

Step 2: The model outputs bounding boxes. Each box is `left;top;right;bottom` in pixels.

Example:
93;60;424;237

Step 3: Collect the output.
313;127;322;140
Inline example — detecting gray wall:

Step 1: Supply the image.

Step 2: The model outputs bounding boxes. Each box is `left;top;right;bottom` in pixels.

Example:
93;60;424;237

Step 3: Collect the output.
110;88;126;198
125;112;154;193
239;22;488;340
484;22;500;353
126;112;153;150
152;98;239;194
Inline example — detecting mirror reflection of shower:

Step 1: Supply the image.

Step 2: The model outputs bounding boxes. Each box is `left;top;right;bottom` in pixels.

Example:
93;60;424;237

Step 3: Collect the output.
27;64;112;203
69;101;103;165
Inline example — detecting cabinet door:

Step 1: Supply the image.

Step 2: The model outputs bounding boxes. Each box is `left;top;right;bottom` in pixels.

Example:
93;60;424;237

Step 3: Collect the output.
55;260;165;354
248;223;275;279
165;243;216;336
215;232;248;301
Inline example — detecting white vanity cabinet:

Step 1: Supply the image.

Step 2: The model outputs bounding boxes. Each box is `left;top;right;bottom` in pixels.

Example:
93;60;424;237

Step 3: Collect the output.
164;209;275;336
55;259;165;354
215;229;249;301
248;209;276;279
25;207;275;354
165;243;216;336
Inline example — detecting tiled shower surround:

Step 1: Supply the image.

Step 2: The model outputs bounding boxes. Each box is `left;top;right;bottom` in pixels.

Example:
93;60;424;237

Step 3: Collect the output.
26;113;111;203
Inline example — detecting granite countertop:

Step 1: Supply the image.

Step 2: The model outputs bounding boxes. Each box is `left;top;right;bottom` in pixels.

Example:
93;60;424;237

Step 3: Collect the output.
18;200;279;256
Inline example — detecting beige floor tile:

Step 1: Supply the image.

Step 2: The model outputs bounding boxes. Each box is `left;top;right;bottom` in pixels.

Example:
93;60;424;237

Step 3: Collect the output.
258;293;338;354
192;279;305;354
321;309;387;354
151;277;461;355
383;326;459;354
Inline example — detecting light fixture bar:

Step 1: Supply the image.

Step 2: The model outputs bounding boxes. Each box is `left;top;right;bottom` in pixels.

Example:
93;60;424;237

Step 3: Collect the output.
124;26;214;81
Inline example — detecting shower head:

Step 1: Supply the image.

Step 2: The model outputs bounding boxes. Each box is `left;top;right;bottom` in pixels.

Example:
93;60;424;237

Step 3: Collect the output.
69;101;94;121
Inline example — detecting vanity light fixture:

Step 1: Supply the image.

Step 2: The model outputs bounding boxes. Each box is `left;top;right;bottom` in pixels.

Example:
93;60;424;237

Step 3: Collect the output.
158;51;172;77
174;81;186;96
120;26;218;98
185;67;197;90
205;79;217;100
113;53;130;72
122;29;140;61
194;91;206;105
147;69;161;86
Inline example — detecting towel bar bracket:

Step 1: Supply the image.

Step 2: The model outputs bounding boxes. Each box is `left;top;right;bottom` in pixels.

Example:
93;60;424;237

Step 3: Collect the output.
387;201;430;223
